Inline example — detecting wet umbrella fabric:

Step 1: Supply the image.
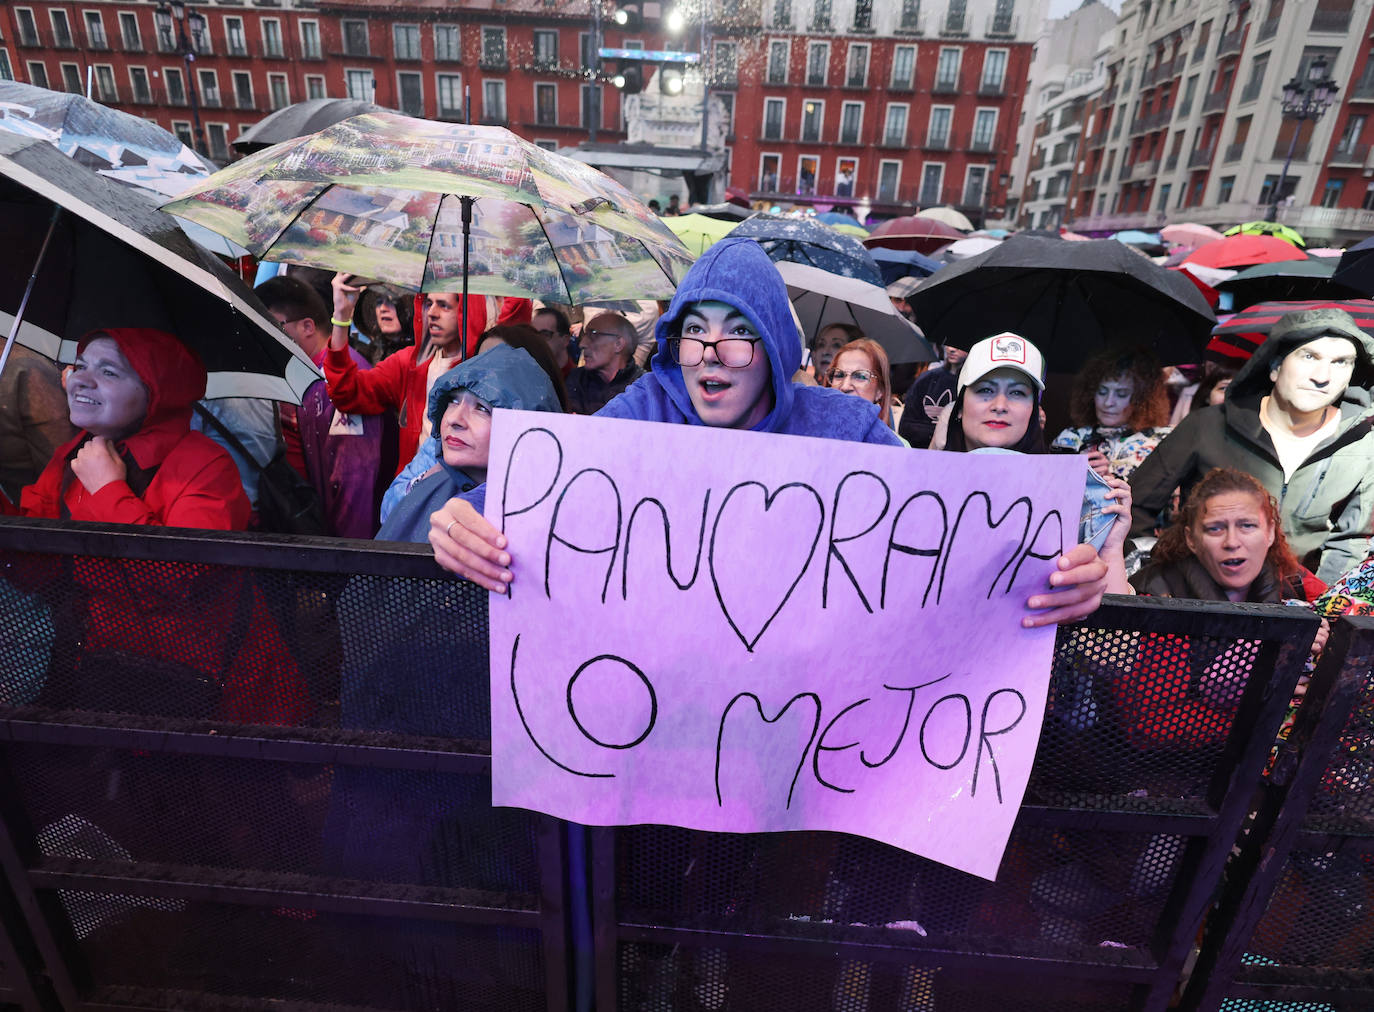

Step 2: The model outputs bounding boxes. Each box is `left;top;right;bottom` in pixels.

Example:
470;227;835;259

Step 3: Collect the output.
1182;235;1309;270
916;206;974;232
815;211;867;231
729;215;884;286
1215;259;1356;311
1332;236;1374;297
232;98;384;154
774;262;935;366
869;246;943;286
863;215;963;254
1224;221;1305;248
909;235;1216;369
1208;298;1374;362
664;213;736;257
1161;222;1225;250
0;132;317;403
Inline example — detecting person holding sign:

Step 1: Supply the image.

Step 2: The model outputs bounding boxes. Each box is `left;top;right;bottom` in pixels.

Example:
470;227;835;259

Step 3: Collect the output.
430;237;1110;626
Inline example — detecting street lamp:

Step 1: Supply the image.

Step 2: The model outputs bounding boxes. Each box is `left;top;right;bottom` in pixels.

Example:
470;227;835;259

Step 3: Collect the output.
1267;53;1339;222
155;0;208;158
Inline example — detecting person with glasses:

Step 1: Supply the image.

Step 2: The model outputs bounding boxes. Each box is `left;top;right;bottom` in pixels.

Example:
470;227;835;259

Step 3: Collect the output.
428;237;1111;625
827;338;895;429
565;312;642;415
532;306;576;379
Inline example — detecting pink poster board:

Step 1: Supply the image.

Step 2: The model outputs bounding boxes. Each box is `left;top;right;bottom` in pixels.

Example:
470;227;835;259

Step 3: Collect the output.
487;410;1086;880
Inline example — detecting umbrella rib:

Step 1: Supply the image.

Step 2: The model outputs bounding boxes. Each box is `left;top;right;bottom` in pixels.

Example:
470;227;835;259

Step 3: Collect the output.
248;180;335;256
419;192;447;294
529;205;578;305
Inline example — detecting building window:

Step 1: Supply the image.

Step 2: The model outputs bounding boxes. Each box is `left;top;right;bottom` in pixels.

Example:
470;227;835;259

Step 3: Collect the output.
936;47;962;89
1363;181;1374;210
1321;179;1345;208
855;0;874;30
165;67;185;105
397;72;423;116
773;0;793;27
16;10;39;48
982;49;1007;90
717;91;735;135
972;108;998;150
963;165;987;205
26;61;48;89
197;69;220;106
767;40;789;84
927;105;952;146
884;103;909;145
763;96;785;139
801;99;824;142
840;101;863;143
482;27;507;68
759;152;781;190
484;79;507;122
343;20;369;57
836;156;857;195
1258;173;1296;205
533;29;558;68
879;160;903;201
83;11;108;49
1218;175;1235;202
60;62;82;94
262;20;284;59
992;0;1016;34
300;21;321;60
122;12;147;51
171;121;192;148
50;10;73;49
231;70;252;110
346;69;372;102
797;154;818;194
900;0;923;30
714;41;737;83
224;16;247;57
207;123;228;162
129;66;152;104
394;24;420;61
534;139;558;151
435;25;460;63
920;163;943;203
266;73;288;110
580;83;600;129
891;45;916;88
306;75;326;100
536;82;557;125
437;74;462;117
846;44;869;87
1158;182;1172;210
806;42;828;86
2;51;18;82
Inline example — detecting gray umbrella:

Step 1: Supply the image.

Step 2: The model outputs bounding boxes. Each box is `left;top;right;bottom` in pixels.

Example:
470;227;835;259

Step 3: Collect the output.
233;98;384;154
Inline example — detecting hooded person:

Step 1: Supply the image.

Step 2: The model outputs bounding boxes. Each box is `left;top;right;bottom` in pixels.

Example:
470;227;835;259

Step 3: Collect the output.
377;343;562;544
1129;307;1374;583
15;328;250;529
428;239;1112;626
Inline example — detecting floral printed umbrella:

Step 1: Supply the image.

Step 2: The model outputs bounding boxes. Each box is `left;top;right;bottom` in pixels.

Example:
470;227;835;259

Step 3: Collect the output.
729;214;884;286
162;113;693;306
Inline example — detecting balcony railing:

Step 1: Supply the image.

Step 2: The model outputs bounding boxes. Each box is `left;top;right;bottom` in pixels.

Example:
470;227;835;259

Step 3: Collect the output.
923;134;951;150
233;93;257;111
1272;139;1309;160
1187;144;1215;167
84;29;111;51
881;130;909;147
895;13;925;34
1202;90;1229;114
977;79;1005;96
1222;142;1246;163
51;28;76;50
260;41;287;59
15;27;47;48
1329;142;1371;166
965;133;996;153
1117;161;1133;181
1176;97;1193;117
1216;27;1244;56
932;75;960;94
117;35;145;53
226;40;250;57
1310;8;1352;32
940;12;968;36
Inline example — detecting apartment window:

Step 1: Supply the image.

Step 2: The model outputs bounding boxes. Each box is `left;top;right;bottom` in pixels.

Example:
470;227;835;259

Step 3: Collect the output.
806;42;829;86
797;154;819;194
129;66;151;103
767;40;788;84
346;69;372;102
94;64;116;101
1258;173;1295;205
224;17;246;57
232;71;253;109
26;62;49;90
759;152;781;190
879;160;903;201
927;105;952;145
900;0;922;30
0;52;13;81
397;72;422;116
846;44;869;87
936;47;962;89
1218;175;1235;202
394;24;420;61
435;25;460;62
773;0;793;27
812;0;833;28
165;67;185;104
437;74;462;117
972;108;998;150
1321;179;1345;207
1156;182;1171;211
16;10;39;47
992;0;1016;33
533;29;558;68
300;21;321;59
1339;115;1367;154
306;75;326;100
801;99;824;141
578;32;595;69
482;27;507;67
717;91;736;135
262;20;283;59
83;11;107;49
919;164;943;203
1364;181;1374;210
715;41;738;82
982;49;1007;90
267;73;288;110
855;0;874;30
171;121;192;148
534;140;557;151
580;83;600;129
60;62;82;94
536;82;557;124
763;97;785;139
484;79;507;122
891;45;916;88
963;164;987;205
343;20;369;57
884;103;909;145
50;10;73;48
207;123;228;162
840;101;863;143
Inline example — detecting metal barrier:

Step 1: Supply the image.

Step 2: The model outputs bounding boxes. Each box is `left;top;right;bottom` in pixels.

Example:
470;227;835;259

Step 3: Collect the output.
1180;615;1374;1012
0;519;1363;1011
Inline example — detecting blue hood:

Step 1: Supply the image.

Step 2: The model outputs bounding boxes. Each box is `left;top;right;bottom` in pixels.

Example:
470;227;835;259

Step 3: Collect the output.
426;342;562;437
649;237;801;433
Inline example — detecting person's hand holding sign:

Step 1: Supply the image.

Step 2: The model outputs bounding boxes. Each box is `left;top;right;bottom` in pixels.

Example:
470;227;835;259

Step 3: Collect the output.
431;497;511;593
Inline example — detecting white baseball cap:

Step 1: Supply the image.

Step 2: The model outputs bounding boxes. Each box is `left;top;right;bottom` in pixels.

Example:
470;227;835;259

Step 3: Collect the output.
956;333;1046;392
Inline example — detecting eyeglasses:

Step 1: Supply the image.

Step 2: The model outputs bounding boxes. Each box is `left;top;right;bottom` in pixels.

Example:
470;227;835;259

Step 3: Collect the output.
275;317;307;332
580;328;620;343
669;336;761;368
829;369;877;384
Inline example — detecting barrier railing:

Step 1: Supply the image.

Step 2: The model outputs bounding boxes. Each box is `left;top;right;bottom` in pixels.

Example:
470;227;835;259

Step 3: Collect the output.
0;519;1362;1012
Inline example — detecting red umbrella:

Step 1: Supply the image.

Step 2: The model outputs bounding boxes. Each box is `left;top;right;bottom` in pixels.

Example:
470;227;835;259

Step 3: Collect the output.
1207;298;1374;362
1182;235;1309;270
863;214;963;254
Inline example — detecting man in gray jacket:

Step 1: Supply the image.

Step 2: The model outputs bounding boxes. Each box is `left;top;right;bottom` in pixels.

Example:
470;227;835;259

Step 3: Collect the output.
1130;308;1374;583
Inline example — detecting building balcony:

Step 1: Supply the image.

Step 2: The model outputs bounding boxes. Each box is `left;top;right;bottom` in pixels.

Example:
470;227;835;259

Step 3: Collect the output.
260;42;288;60
977;80;1006;97
83;31;111;51
895;14;925;35
964;134;996;153
931;76;961;94
1201;91;1229;114
923;135;951;151
1176;98;1192;117
1164;153;1179;170
1117;161;1133;181
200;93;223;109
1216;27;1245;57
117;36;146;54
233;94;258;111
1238;80;1263;105
940;13;969;36
1100;85;1117;106
1222;142;1246;163
1187;144;1215;168
1309;8;1352;32
51;31;77;50
226;41;250;58
479;58;510;72
1330;142;1371;167
1351;76;1374;102
1256;16;1280;41
1272;139;1309;160
986;14;1018;38
1191;44;1206;64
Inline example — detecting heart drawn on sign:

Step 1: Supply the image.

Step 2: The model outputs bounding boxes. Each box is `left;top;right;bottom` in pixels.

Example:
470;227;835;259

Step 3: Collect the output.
708;481;826;652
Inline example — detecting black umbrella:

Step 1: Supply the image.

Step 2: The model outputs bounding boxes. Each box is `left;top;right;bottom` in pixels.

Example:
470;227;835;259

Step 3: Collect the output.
1215;259;1358;312
232;97;384;154
910;235;1216;368
0;131;317;402
1332;236;1374;297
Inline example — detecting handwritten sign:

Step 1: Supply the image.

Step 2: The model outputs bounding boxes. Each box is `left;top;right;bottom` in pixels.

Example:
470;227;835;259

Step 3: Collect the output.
487;411;1086;880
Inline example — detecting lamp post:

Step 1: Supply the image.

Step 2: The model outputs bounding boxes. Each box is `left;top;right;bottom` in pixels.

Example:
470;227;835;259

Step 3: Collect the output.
665;3;711;153
155;0;208;158
1267;53;1339;222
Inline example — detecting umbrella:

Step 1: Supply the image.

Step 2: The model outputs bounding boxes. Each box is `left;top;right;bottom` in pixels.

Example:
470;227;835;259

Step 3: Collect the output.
1307;247;1346;258
909;235;1216;369
1208;298;1374;363
0;132;317;403
1161;223;1225;250
1332;236;1374;296
685;200;754;221
1181;235;1309;270
915;206;974;232
863;215;963;254
729;215;883;286
943;236;1003;261
163;113;693;316
815;211;867;232
1019;228;1063;240
1111;229;1163;246
664;213;735;257
773;262;935;366
1215;259;1357;312
232;97;384;155
1224;221;1305;248
1059;229;1093;241
869;247;943;286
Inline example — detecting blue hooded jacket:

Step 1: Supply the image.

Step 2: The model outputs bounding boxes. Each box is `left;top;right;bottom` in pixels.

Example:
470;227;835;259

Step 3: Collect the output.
600;237;902;444
376;343;561;542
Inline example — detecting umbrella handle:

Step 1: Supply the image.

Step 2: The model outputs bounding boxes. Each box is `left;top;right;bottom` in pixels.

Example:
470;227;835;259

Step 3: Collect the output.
460;195;472;363
0;205;62;387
